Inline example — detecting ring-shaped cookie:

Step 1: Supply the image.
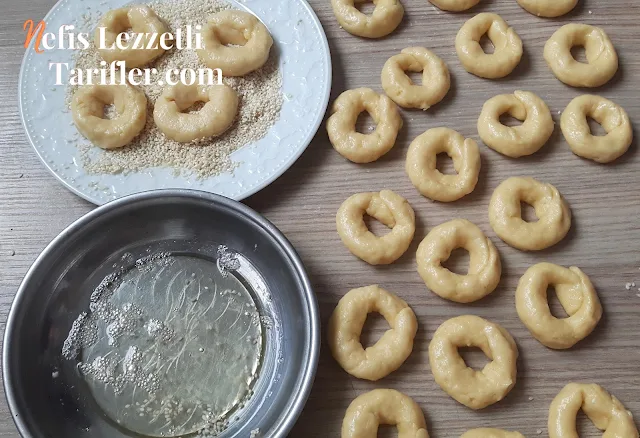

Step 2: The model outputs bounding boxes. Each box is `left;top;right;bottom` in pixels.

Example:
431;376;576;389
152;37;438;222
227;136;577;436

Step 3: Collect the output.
331;0;404;38
336;190;415;265
417;219;501;304
549;383;639;438
406;127;481;202
429;315;518;410
489;177;571;251
478;91;554;158
456;13;523;79
462;429;525;438
516;0;578;17
328;286;418;381
95;6;168;68
381;47;451;110
342;389;429;438
561;95;632;163
544;24;618;88
328;88;403;163
516;263;602;349
153;83;239;143
197;10;273;77
72;84;147;150
429;0;480;12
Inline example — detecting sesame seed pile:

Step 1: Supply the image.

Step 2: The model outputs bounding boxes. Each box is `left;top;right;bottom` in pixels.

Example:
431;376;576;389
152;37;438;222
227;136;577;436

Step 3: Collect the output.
69;0;283;179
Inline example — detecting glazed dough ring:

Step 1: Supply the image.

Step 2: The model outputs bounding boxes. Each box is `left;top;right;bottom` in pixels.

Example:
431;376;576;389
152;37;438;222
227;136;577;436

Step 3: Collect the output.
197;10;273;77
516;0;578;17
72;84;147;150
429;315;518;410
95;5;168;68
381;47;451;110
549;383;639;438
336;190;415;265
417;219;501;304
342;389;429;438
544;24;618;88
153;83;239;143
328;286;418;381
478;91;554;158
429;0;480;12
462;429;525;438
561;95;633;163
406;127;481;202
331;0;404;38
516;263;602;349
327;88;403;163
489;177;571;251
456;13;523;79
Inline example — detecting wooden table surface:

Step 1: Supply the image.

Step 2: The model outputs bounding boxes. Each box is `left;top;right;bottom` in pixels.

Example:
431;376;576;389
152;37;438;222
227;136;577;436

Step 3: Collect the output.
1;0;640;436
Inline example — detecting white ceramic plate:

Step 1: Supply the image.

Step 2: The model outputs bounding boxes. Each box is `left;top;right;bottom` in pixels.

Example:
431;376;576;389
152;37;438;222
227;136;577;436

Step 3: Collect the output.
20;0;331;204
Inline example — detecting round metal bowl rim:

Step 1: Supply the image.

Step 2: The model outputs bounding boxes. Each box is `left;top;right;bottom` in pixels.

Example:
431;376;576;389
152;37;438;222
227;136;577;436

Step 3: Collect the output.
2;188;320;438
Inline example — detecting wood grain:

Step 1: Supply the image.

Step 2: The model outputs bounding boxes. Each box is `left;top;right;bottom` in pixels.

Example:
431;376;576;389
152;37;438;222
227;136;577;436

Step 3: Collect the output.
1;0;640;437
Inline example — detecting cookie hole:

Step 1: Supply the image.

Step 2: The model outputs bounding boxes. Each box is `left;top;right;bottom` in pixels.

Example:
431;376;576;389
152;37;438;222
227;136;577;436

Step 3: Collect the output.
479;35;495;54
570;45;588;63
576;410;600;437
442;248;470;275
184;101;207;114
364;214;391;237
499;113;524;127
377;426;397;438
214;26;249;47
354;0;376;15
102;104;117;120
459;347;490;371
360;312;388;349
436;153;457;175
355;110;377;134
520;202;539;223
587;116;607;136
405;70;424;86
547;287;569;319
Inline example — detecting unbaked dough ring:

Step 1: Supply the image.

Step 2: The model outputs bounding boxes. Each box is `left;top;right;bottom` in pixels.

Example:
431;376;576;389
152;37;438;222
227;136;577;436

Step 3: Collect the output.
489;177;571;251
342;389;429;438
328;286;418;381
561;95;632;163
72;84;147;150
429;0;480;12
381;47;451;110
153;83;238;143
456;13;523;79
429;315;518;410
95;5;168;68
516;0;578;17
417;219;501;304
544;24;618;88
462;429;524;438
197;10;273;77
549;383;639;438
516;263;602;349
478;91;554;158
336;190;415;265
331;0;404;38
327;88;403;163
406;127;481;202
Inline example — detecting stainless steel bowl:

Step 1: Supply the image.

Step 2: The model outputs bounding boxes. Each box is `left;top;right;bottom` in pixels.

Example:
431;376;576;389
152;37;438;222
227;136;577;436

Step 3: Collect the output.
3;189;319;438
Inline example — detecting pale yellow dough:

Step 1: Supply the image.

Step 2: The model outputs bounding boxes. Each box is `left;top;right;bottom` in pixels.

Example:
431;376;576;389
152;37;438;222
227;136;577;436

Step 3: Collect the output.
417;219;501;303
381;47;451;110
544;24;618;88
328;286;418;381
429;315;518;410
429;0;480;12
549;383;639;438
516;0;578;17
462;429;525;438
342;389;428;438
561;95;632;163
197;10;273;77
406;127;481;202
516;263;602;349
336;190;415;265
328;88;403;163
489;177;571;251
478;91;554;158
153;83;239;143
456;13;523;79
72;84;147;150
331;0;404;38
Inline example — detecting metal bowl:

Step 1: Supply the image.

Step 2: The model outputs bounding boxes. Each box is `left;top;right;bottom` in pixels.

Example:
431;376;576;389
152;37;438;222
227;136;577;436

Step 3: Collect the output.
3;189;319;438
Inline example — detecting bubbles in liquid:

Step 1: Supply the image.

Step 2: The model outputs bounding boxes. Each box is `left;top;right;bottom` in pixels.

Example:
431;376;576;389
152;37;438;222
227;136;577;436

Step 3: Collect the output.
62;252;263;437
